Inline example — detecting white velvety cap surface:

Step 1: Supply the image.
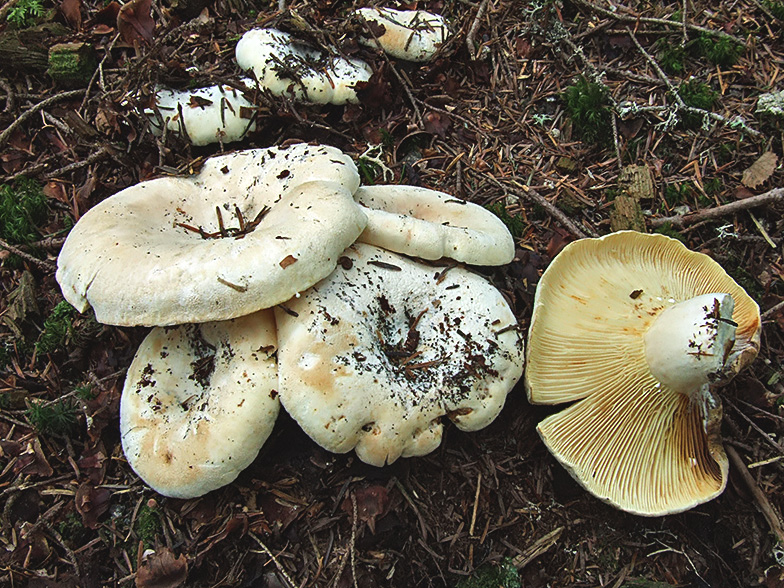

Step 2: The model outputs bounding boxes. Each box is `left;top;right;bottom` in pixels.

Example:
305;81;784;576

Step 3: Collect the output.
275;243;524;467
355;8;449;62
145;82;256;146
56;144;366;326
120;310;279;499
236;28;372;105
354;185;515;265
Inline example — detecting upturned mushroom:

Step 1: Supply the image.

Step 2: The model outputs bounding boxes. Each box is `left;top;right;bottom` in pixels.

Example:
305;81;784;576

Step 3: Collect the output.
353;185;515;265
354;7;450;62
145;81;257;146
120;310;279;498
525;231;761;516
275;243;525;466
235;28;372;105
56;144;367;326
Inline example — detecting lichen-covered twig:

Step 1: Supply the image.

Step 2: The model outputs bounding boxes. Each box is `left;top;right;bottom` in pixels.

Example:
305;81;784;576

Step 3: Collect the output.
0;90;86;149
650;187;784;228
625;27;763;139
466;0;489;60
572;0;746;46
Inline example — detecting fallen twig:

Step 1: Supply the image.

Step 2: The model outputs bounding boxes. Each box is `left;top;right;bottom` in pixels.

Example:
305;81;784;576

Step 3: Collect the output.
726;445;784;546
0;237;56;272
466;0;489;60
625;27;763;139
0;90;87;149
573;0;746;46
649;188;784;228
497;175;596;239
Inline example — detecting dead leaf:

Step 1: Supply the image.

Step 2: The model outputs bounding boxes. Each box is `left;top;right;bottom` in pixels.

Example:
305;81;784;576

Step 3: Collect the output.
742;151;777;188
136;548;188;588
78;441;107;484
735;185;756;200
60;0;82;30
75;482;111;529
341;485;390;534
13;438;54;478
423;111;451;138
117;0;155;45
44;180;69;204
279;255;297;268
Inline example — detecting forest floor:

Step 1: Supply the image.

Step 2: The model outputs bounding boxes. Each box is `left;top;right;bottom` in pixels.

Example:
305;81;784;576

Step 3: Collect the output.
2;0;784;586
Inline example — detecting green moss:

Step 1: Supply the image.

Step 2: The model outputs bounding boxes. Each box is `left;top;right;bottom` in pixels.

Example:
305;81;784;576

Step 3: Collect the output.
663;183;690;207
653;222;685;243
726;262;764;301
655;39;686;75
36;301;76;355
485;202;526;238
135;504;162;547
356;158;382;185
25;398;79;437
58;512;87;544
692;34;743;67
456;558;521;588
677;80;718;129
75;383;96;401
563;76;612;145
0;178;48;245
764;0;784;19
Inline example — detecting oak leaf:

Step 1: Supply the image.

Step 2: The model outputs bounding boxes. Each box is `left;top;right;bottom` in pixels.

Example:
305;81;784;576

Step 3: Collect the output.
741;151;777;188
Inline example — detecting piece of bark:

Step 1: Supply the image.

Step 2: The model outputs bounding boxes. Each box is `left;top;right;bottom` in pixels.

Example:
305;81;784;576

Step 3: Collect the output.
48;42;98;88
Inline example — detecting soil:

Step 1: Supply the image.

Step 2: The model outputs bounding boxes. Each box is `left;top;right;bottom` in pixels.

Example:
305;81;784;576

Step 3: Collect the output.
2;0;784;587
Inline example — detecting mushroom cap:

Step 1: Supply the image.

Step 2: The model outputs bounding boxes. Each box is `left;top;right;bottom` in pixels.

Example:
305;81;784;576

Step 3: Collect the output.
275;243;524;466
354;185;515;265
145;82;256;146
525;230;761;515
235;28;372;105
120;310;279;499
56;144;367;326
355;8;449;62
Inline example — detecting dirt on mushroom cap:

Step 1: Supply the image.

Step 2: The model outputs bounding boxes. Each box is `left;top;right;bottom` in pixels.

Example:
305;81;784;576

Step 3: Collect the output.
274;243;525;467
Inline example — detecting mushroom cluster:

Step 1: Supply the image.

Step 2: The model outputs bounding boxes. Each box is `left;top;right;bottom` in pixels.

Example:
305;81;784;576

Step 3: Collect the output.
56;143;524;498
144;8;452;145
525;231;761;516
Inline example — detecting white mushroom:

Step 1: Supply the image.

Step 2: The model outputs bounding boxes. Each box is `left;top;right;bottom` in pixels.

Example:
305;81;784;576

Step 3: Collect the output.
525;231;761;515
275;243;524;466
353;185;515;265
235;28;372;105
120;310;279;499
355;7;450;62
57;144;367;326
145;81;257;146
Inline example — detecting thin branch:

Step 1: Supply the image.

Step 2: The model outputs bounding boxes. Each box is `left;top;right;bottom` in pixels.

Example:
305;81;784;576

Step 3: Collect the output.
726;445;784;547
0;90;86;149
466;0;489;60
649;187;784;228
478;171;595;238
573;0;746;46
625;27;764;139
0;237;56;272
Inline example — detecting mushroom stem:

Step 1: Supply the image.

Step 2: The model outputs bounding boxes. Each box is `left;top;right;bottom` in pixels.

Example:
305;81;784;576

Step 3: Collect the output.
643;292;737;399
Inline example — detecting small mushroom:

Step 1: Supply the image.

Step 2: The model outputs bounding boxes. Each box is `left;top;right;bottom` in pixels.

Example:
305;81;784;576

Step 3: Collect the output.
275;243;525;466
120;310;279;499
353;185;515;265
354;8;450;62
526;231;761;515
145;81;257;146
56;144;367;326
235;28;372;105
